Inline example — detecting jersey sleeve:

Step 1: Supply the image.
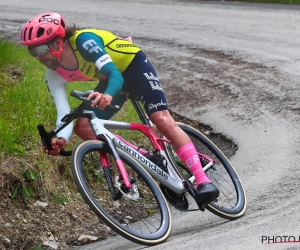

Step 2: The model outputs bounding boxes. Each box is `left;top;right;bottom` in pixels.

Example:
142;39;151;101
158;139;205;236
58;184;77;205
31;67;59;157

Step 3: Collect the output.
45;68;73;142
76;32;124;98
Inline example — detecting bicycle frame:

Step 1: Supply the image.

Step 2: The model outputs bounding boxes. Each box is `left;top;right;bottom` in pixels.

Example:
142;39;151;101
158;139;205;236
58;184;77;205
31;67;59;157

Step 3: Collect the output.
87;112;186;195
38;90;216;197
82;106;215;196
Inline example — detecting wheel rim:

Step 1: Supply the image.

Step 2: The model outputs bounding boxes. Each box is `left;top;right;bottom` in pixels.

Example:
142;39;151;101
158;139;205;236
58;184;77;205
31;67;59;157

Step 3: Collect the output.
164;124;246;217
72;141;171;243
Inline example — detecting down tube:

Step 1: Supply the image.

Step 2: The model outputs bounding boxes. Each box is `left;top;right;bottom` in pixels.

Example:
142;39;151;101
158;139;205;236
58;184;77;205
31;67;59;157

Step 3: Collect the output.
114;138;185;195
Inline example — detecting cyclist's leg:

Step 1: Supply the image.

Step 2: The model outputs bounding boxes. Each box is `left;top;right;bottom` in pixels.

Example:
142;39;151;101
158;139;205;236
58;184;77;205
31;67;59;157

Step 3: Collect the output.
75;79;126;140
124;51;219;206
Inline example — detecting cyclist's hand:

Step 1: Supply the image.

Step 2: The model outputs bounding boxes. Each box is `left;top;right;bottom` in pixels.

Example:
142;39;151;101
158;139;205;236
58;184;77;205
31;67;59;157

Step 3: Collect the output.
43;137;66;156
87;92;112;110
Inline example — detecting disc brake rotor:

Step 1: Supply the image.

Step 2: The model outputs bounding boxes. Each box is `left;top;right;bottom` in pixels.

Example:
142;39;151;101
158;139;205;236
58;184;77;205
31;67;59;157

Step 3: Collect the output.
115;176;139;200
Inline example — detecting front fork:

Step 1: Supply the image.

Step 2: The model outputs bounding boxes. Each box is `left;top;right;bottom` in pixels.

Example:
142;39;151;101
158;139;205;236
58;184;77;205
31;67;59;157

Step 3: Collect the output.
98;136;132;200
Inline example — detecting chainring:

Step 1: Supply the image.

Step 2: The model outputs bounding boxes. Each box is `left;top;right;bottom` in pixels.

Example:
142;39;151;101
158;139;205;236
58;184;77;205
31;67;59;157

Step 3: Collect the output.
160;184;189;211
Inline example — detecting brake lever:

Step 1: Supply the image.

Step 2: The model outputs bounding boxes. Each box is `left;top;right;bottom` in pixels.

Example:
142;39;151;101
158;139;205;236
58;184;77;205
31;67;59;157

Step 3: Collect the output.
37;124;54;152
37;125;72;156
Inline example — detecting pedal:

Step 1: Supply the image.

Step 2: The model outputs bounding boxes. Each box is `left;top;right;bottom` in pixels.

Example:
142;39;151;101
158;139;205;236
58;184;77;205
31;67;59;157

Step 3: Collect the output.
196;199;211;212
196;194;219;212
184;179;197;198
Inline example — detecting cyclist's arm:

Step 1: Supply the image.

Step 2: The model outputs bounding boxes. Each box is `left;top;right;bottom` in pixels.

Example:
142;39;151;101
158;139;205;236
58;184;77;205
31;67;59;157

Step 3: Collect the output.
76;32;124;98
45;68;73;142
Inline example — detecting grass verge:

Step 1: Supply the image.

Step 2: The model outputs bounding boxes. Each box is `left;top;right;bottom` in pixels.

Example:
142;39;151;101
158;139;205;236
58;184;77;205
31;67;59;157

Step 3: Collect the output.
0;38;144;249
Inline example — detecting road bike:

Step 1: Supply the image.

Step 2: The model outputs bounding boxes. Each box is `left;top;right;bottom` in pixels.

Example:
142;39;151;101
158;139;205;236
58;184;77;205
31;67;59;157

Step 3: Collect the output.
38;90;247;246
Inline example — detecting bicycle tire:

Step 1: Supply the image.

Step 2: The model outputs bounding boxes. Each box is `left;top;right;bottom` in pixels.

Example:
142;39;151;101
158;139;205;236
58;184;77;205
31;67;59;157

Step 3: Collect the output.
163;122;246;220
71;140;172;246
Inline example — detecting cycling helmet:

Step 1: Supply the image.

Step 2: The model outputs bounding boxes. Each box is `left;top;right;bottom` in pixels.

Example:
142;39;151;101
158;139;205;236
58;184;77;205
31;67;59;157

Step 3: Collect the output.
20;12;66;46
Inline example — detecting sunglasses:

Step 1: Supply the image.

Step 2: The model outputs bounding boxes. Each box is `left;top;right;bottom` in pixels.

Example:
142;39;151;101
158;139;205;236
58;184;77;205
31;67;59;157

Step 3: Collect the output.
28;44;50;57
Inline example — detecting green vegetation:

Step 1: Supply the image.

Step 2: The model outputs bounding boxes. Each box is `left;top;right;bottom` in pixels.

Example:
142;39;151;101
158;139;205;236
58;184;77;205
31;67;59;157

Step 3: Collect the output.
50;186;71;205
0;37;153;249
0;38;155;211
0;39;57;156
0;38;144;198
0;38;141;158
11;168;39;200
29;246;42;250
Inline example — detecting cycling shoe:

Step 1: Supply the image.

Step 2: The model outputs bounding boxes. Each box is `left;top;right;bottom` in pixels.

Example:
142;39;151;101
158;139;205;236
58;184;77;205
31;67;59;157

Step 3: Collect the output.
195;182;219;211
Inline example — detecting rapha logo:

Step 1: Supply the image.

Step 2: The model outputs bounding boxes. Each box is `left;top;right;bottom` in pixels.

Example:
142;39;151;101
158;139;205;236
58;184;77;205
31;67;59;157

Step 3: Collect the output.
95;54;112;69
100;55;110;63
148;100;167;110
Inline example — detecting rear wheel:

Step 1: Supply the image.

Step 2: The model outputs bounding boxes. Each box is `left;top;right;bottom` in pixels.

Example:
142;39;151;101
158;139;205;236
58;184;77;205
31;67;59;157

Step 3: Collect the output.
71;140;172;245
163;123;246;220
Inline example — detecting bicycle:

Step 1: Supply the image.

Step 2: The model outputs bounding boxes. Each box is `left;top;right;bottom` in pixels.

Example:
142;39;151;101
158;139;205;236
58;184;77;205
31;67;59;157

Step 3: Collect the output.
38;90;247;246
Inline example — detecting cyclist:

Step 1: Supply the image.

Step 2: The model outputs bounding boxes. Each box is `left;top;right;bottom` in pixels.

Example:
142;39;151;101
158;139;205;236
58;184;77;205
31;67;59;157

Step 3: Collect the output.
20;12;219;207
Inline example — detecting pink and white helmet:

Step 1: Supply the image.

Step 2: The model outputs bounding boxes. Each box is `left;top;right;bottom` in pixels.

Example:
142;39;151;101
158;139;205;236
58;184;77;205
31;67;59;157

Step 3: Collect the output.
20;12;66;46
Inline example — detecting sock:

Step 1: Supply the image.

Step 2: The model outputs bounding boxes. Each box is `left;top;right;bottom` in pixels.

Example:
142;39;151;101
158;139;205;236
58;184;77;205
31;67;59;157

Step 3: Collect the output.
114;134;149;155
176;142;211;186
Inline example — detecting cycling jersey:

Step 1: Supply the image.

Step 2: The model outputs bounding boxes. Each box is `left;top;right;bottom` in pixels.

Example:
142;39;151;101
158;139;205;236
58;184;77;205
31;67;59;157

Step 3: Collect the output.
69;29;141;78
46;29;167;142
54;29;141;97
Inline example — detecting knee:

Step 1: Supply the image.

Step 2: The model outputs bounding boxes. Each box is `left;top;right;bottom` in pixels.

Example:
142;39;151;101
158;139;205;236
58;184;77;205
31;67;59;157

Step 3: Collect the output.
74;118;88;137
74;123;81;137
150;111;177;133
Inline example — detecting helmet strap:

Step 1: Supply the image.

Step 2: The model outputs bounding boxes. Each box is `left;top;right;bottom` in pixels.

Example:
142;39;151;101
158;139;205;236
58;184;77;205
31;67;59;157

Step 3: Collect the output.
50;38;63;63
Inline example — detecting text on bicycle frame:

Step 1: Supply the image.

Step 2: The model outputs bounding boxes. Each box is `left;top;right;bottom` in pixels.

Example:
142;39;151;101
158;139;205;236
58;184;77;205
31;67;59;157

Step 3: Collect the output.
118;140;168;180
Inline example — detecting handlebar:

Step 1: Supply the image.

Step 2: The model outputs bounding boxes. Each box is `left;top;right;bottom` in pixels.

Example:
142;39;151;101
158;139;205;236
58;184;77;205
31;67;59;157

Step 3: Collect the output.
70;90;120;112
38;89;121;156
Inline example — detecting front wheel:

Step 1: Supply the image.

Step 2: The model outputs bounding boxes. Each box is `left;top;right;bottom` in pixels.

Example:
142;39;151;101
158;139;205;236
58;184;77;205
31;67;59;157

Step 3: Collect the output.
71;140;172;246
163;123;247;220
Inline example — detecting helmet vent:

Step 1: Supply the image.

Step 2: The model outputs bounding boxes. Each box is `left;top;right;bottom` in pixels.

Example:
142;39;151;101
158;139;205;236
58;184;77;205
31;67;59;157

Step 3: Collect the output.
37;28;45;38
28;27;33;41
22;27;27;42
61;19;66;28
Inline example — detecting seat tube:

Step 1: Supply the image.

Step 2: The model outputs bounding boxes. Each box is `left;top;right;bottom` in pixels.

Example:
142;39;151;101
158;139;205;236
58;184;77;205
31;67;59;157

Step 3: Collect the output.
130;98;152;126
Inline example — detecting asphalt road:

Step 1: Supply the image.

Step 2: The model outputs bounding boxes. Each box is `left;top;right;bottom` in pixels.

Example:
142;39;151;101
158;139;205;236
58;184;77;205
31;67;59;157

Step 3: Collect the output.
1;0;300;249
